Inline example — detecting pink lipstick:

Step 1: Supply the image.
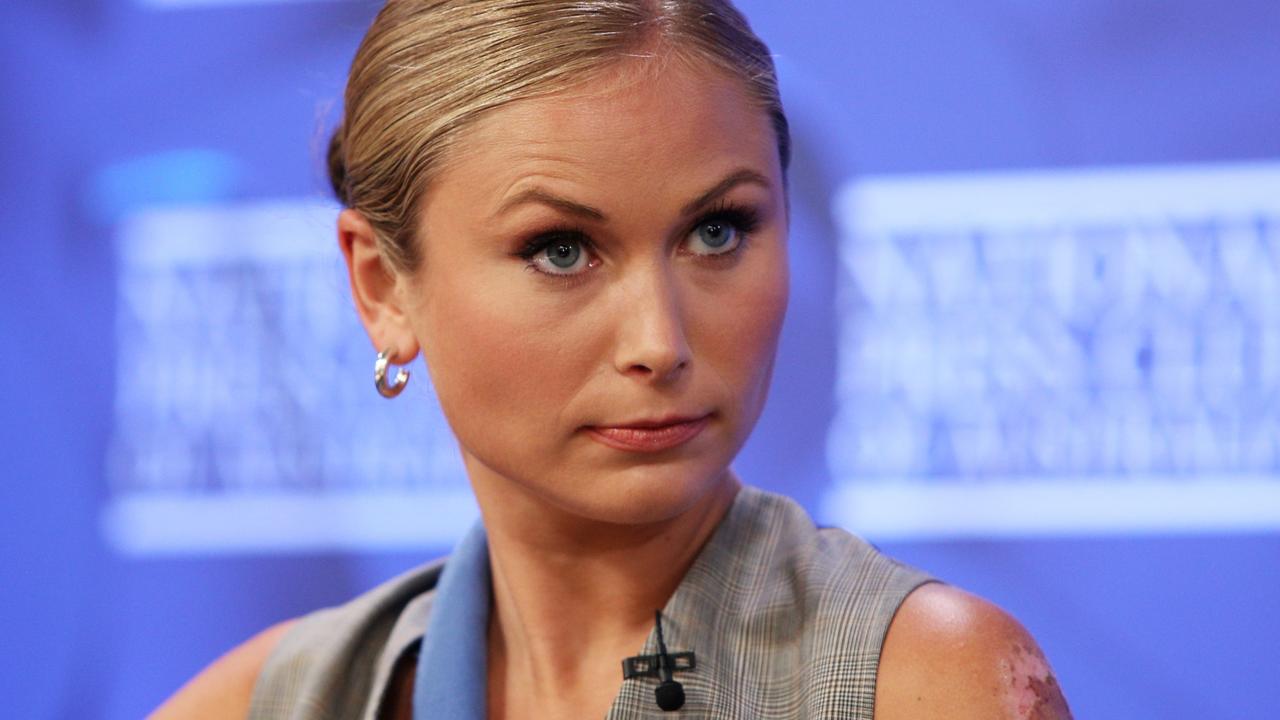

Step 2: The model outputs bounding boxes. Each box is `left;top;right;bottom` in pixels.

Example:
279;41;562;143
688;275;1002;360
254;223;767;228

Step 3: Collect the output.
585;414;710;453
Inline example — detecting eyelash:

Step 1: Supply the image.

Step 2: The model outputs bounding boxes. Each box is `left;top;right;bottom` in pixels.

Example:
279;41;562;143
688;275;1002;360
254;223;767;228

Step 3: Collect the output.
514;201;763;286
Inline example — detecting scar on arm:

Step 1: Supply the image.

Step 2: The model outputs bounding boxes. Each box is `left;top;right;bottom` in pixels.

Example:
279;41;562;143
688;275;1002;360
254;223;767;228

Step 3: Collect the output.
1000;641;1074;720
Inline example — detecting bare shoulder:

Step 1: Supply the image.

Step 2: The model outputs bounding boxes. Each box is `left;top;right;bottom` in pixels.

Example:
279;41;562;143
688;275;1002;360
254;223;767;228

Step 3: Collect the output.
873;583;1072;720
148;619;297;720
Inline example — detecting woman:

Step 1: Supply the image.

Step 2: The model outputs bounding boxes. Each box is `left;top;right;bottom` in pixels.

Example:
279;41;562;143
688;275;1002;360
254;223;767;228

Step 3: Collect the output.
153;1;1072;718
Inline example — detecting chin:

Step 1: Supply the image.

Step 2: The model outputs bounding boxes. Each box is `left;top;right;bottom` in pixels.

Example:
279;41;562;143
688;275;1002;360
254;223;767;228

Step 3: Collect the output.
462;420;746;529
549;458;735;527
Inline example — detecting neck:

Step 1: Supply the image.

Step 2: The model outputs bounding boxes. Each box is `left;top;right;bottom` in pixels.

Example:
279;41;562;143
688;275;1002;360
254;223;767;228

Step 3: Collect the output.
471;467;740;717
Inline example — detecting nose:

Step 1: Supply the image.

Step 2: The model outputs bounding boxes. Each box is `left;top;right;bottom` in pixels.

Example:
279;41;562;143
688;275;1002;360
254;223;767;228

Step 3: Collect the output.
613;263;692;384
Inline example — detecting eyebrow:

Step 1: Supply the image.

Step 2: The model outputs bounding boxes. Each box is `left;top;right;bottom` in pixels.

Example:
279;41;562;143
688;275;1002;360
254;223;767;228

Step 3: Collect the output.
493;168;772;222
680;169;772;215
495;188;605;221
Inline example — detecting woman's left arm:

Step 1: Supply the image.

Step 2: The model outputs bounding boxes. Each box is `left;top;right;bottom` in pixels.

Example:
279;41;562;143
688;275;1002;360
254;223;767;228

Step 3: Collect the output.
874;584;1073;720
148;619;296;720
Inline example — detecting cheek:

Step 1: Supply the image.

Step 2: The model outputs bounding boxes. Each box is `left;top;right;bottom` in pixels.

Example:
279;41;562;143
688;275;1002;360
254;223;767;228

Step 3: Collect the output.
693;248;790;413
415;273;589;452
412;267;606;466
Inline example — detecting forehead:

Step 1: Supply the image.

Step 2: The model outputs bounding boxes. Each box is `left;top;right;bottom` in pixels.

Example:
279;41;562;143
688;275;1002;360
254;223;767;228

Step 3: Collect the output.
431;56;780;211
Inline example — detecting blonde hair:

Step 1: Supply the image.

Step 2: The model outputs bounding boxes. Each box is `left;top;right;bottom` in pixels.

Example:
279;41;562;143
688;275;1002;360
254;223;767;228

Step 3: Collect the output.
328;0;790;272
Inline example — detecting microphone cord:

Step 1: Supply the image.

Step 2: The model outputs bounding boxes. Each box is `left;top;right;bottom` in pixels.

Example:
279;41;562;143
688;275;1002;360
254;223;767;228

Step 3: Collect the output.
653;610;686;711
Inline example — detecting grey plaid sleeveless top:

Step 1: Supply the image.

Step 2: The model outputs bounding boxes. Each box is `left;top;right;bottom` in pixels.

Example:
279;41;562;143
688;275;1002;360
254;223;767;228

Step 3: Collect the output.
249;486;934;719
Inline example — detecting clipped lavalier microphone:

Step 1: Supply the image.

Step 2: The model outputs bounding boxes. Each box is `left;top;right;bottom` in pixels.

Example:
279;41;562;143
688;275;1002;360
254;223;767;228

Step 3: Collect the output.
621;610;696;712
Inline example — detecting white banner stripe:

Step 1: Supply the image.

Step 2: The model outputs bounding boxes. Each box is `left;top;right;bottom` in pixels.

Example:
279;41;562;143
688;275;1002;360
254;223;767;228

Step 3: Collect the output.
834;161;1280;234
102;491;480;556
821;477;1280;540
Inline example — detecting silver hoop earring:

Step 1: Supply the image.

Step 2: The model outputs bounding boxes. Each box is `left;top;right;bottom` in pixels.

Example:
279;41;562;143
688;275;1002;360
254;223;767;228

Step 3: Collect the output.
374;348;410;399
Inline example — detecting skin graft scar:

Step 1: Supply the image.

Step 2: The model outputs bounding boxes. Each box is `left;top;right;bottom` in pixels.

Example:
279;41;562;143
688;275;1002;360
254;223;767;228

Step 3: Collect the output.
1000;642;1074;719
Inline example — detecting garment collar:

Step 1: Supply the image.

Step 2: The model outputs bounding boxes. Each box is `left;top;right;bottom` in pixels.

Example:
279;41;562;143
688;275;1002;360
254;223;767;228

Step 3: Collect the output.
413;520;491;718
412;485;790;719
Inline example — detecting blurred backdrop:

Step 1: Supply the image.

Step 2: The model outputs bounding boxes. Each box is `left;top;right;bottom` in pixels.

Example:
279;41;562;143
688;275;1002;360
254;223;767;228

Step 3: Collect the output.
2;1;1279;717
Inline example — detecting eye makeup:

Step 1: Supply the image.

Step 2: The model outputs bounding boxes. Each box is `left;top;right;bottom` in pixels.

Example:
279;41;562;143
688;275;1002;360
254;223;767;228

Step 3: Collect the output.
511;199;765;287
690;199;762;253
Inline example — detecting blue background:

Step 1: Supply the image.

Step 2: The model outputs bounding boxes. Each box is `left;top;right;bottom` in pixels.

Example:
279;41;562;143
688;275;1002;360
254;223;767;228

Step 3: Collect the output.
2;1;1278;718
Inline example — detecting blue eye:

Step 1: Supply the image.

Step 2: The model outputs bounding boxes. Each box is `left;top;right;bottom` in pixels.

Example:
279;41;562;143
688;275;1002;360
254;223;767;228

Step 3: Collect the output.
545;240;582;270
518;233;595;277
689;219;738;254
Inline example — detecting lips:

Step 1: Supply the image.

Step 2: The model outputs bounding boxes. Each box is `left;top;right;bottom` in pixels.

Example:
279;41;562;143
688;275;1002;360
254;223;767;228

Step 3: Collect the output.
585;413;711;452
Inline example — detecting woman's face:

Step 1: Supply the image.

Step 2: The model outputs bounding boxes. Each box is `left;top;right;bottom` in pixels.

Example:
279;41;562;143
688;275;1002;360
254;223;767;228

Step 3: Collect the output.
400;56;789;526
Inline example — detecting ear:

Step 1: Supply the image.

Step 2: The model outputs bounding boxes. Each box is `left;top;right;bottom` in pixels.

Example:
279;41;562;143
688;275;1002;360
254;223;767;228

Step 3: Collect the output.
338;209;420;365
